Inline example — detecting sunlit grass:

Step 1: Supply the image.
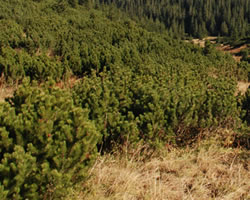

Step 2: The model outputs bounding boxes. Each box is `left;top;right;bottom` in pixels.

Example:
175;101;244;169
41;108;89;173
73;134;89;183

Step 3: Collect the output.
66;137;249;200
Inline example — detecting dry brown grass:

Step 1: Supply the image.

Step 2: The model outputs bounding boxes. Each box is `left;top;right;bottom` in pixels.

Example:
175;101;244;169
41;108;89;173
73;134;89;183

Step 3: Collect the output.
67;141;249;200
237;82;250;95
55;76;81;89
191;37;217;48
0;86;15;102
0;74;17;102
216;44;249;62
190;37;249;62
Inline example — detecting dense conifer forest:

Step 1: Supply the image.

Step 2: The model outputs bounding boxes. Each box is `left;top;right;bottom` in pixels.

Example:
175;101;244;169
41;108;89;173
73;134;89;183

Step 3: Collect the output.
0;0;249;199
97;0;250;39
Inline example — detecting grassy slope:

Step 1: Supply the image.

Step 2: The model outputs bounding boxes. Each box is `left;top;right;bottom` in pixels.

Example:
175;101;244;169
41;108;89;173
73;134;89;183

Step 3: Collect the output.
66;140;249;200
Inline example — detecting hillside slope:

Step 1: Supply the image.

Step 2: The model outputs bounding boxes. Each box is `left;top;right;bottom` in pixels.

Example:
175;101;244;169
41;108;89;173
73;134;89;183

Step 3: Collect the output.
0;1;249;199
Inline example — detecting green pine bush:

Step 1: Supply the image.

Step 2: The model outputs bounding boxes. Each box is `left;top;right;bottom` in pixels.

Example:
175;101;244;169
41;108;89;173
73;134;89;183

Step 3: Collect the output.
241;87;250;125
0;47;65;82
73;67;240;149
0;19;24;48
0;79;101;199
236;87;250;148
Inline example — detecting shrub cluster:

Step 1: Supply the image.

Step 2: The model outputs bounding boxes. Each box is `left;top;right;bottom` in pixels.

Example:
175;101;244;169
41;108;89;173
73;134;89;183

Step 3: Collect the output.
73;67;240;149
0;79;100;199
0;47;65;82
0;0;249;82
0;1;249;199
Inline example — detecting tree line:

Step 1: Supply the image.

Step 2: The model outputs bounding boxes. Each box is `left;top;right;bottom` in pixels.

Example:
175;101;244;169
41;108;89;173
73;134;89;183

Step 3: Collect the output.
96;0;250;39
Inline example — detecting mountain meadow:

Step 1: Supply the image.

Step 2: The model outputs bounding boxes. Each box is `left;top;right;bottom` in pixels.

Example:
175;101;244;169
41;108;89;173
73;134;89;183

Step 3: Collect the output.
0;0;249;199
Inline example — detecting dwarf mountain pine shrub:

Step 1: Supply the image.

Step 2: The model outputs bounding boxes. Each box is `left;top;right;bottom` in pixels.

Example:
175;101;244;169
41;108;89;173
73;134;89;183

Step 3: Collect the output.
242;87;250;125
0;47;65;82
73;68;240;150
0;79;100;199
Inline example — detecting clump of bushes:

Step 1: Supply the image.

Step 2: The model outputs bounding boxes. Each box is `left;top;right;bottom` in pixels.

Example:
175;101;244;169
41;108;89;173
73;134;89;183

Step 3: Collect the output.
73;69;240;149
0;79;100;199
0;47;65;82
242;87;250;125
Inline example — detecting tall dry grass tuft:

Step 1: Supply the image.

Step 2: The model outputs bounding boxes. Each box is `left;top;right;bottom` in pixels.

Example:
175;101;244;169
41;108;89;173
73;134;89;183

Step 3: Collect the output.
237;81;250;95
0;73;17;102
67;143;249;200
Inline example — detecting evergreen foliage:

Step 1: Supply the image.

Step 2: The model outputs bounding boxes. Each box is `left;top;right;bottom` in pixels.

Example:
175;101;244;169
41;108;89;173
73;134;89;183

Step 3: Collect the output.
241;87;250;125
237;87;250;148
0;0;248;82
0;47;65;82
0;0;249;198
73;65;241;149
97;0;250;39
0;79;100;199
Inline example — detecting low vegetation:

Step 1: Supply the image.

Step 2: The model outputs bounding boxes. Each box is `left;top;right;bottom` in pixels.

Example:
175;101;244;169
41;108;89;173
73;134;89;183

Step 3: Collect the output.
0;0;249;199
66;139;250;200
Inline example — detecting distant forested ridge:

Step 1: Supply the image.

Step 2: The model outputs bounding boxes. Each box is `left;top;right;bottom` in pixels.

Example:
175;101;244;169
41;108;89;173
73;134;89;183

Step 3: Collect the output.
96;0;250;38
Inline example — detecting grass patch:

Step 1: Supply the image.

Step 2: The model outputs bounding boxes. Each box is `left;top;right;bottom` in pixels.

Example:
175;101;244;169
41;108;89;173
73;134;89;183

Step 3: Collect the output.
65;138;249;200
0;74;17;102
